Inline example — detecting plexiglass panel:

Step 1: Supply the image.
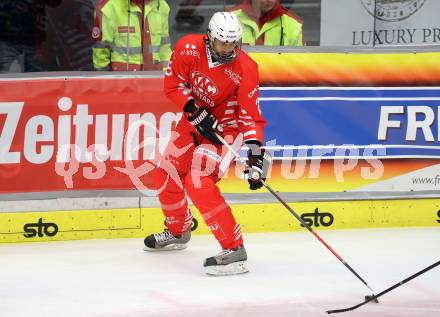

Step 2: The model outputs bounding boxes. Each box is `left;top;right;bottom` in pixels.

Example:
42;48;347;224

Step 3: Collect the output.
1;1;438;74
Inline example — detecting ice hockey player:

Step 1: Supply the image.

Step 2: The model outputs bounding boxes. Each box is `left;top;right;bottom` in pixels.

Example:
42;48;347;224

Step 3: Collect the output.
143;11;271;276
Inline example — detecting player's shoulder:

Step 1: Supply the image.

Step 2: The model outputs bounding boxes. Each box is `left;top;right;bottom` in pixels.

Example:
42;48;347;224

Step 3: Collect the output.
236;51;258;70
175;34;206;51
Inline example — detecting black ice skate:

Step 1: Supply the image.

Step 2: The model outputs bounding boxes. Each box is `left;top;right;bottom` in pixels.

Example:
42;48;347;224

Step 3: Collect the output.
203;245;249;276
144;229;191;251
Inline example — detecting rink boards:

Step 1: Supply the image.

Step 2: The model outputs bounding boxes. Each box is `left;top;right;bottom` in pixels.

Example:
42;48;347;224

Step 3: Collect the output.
1;198;438;243
2;52;440;244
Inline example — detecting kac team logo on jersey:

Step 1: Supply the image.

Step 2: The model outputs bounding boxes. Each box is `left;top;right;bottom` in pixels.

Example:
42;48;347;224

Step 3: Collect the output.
190;71;218;107
360;0;427;22
191;71;218;96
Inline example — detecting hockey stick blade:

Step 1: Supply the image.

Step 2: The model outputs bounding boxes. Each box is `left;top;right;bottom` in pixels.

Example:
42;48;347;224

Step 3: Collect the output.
326;259;440;314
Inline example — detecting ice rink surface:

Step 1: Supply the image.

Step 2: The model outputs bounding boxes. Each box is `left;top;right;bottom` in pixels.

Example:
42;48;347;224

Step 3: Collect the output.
0;227;439;317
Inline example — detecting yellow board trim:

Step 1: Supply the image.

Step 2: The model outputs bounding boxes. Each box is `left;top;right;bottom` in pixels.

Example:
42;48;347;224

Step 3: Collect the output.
1;199;439;243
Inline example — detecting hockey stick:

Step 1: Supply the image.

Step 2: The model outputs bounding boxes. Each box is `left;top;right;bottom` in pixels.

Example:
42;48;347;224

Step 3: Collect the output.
326;259;440;314
216;133;377;296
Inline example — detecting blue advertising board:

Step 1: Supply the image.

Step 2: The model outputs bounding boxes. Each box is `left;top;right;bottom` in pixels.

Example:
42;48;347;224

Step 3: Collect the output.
260;87;440;159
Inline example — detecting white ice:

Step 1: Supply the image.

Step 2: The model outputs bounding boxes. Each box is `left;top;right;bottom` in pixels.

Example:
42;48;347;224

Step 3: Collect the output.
0;227;439;317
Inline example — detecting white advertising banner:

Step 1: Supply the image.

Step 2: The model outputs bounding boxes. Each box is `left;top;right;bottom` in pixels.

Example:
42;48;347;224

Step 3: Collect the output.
320;0;440;46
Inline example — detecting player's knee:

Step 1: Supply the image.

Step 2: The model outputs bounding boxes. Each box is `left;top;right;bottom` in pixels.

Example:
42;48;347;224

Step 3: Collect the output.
153;167;168;185
153;167;182;192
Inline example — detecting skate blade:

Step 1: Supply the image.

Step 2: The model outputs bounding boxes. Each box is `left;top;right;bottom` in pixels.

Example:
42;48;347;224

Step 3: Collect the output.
205;261;249;276
143;243;187;252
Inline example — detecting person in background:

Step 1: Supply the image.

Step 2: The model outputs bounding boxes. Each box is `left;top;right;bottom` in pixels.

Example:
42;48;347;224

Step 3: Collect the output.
0;0;61;73
173;0;204;31
43;0;95;71
230;0;304;46
92;0;172;71
143;12;271;276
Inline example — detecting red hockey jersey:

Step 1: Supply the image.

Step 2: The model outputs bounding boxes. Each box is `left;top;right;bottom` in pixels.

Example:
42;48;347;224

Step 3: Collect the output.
164;34;266;144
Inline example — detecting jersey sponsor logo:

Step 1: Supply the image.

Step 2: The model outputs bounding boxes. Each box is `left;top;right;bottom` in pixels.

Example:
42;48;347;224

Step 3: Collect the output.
180;43;201;58
185;44;197;50
92;26;101;39
224;68;242;85
248;85;258;98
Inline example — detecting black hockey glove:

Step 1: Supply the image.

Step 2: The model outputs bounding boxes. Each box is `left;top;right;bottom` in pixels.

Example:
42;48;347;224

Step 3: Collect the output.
185;99;222;145
245;143;272;190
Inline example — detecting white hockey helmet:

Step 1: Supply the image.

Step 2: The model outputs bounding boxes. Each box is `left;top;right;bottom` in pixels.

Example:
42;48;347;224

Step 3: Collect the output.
207;12;242;63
